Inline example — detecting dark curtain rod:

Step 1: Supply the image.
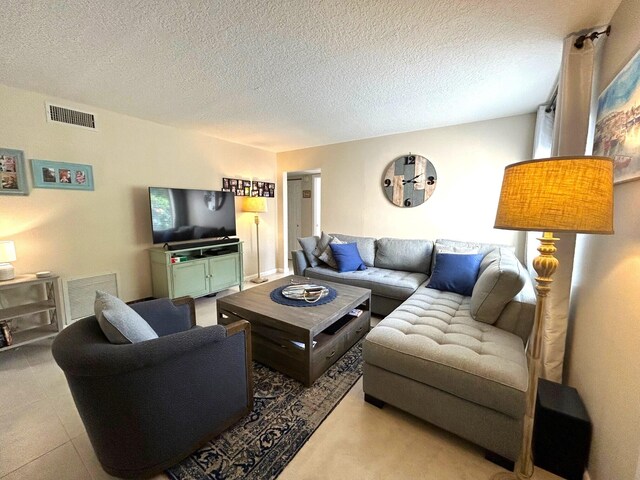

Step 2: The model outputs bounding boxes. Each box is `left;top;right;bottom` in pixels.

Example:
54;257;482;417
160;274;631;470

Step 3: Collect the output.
574;26;611;49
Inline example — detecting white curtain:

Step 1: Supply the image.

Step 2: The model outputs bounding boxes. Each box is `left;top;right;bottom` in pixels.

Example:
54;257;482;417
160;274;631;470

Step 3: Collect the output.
525;106;555;278
537;29;606;382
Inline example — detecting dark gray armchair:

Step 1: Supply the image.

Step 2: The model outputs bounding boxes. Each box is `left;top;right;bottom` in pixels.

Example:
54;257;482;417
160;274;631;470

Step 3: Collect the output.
52;296;252;479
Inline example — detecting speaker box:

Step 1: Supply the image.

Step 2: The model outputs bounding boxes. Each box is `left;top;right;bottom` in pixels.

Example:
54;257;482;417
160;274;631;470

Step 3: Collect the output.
533;378;592;480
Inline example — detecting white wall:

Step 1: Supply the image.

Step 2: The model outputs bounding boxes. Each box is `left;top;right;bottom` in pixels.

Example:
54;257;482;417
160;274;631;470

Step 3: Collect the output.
0;84;277;303
566;1;640;478
276;114;535;267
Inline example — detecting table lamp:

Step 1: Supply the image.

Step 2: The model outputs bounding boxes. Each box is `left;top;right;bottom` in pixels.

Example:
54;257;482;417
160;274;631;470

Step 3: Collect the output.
0;241;17;281
492;156;614;479
242;196;268;284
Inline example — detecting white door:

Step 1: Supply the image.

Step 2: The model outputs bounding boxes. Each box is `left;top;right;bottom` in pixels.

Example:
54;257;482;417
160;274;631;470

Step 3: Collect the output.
287;179;302;259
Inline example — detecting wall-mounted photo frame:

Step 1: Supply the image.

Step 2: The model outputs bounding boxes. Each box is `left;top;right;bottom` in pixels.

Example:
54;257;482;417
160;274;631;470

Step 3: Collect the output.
0;148;29;196
251;180;276;197
594;47;640;184
221;177;251;196
31;159;94;191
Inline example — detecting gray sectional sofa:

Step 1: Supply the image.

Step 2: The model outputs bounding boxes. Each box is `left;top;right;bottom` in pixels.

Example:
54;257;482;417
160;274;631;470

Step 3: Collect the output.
292;234;535;461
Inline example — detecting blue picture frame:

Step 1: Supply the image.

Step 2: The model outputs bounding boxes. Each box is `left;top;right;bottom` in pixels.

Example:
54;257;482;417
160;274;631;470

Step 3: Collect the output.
0;148;29;195
31;159;94;191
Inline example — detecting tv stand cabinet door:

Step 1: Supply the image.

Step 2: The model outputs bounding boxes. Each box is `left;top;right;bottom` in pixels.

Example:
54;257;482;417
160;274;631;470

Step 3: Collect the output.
209;254;241;292
171;259;209;298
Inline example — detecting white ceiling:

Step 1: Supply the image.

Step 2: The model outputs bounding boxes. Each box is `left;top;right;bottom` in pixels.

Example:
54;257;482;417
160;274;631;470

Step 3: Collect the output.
0;1;621;152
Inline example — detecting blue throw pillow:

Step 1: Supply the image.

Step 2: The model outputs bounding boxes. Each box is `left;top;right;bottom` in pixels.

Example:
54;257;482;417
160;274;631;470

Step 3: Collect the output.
427;253;483;296
329;242;367;273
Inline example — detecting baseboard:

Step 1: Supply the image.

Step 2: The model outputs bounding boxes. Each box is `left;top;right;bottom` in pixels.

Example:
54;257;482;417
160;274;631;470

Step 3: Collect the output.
243;269;278;282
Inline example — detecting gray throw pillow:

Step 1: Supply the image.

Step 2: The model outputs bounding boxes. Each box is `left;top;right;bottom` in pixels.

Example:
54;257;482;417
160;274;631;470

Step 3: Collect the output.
312;231;333;260
470;249;527;324
318;237;344;269
297;235;320;268
94;290;159;344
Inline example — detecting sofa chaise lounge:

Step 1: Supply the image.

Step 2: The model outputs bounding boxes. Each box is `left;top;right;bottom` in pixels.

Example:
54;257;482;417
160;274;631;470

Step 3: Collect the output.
292;234;535;460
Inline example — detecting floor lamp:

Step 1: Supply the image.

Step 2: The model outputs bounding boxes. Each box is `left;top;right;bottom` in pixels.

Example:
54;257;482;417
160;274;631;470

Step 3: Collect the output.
242;196;268;284
491;156;614;480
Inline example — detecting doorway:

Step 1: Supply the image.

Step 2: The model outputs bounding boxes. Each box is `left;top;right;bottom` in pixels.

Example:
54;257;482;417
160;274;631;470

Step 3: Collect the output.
287;179;302;260
284;170;321;268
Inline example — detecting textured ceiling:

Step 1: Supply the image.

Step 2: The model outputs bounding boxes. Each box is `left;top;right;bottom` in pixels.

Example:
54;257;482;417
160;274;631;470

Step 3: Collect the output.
0;1;621;152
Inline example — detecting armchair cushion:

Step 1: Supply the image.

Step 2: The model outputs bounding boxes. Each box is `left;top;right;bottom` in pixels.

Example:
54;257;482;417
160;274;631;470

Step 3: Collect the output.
129;297;192;336
94;291;158;344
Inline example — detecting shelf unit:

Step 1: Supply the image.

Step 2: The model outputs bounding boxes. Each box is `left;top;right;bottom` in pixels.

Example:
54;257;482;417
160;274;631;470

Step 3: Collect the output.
0;274;64;351
148;241;244;299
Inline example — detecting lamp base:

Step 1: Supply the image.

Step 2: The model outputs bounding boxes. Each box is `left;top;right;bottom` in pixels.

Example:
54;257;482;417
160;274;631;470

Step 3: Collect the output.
251;276;268;284
0;263;15;281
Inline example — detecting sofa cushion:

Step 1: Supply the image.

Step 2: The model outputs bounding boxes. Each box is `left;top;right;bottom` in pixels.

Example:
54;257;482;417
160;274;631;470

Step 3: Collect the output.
375;238;433;273
330;233;376;267
306;265;427;301
363;287;527;418
94;291;158;344
471;248;528;325
330;242;367;273
432;239;515;274
318;237;344;268
312;231;333;261
297;235;320;268
427;253;483;296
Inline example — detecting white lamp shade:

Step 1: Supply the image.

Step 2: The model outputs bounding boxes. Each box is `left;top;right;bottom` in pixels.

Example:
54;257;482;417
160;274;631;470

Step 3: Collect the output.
0;241;16;263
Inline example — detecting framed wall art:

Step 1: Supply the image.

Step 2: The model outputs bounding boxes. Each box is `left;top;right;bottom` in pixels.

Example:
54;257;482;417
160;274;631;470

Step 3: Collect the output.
31;159;94;190
251;180;275;197
594;47;640;184
221;177;251;196
0;148;29;195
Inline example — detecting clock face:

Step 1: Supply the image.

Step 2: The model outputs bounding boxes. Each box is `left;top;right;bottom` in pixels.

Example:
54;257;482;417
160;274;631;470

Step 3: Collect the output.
382;154;437;207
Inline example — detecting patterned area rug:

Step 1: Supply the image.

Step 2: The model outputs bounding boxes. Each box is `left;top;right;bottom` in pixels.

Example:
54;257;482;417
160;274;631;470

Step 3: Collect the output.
166;340;363;480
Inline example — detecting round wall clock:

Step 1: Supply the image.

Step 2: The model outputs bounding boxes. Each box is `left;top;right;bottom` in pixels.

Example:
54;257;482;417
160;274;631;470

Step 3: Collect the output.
382;154;437;207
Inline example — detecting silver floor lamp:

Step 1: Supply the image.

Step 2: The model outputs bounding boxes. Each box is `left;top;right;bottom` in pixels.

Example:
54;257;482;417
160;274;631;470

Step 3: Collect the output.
242;196;268;284
491;156;614;479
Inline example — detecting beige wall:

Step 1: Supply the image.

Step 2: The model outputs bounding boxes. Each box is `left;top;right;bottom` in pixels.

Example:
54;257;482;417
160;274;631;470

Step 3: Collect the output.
567;2;640;479
0;84;277;306
276;114;535;267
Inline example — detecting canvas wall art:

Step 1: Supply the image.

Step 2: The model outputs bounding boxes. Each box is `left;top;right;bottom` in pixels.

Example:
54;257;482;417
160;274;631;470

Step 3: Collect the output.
594;48;640;184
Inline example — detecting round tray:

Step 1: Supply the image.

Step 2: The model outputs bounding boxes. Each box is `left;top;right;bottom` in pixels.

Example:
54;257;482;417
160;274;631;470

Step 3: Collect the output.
281;284;329;303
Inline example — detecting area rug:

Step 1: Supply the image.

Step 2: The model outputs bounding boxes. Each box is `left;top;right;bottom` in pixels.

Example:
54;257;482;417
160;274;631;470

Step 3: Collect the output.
166;340;363;480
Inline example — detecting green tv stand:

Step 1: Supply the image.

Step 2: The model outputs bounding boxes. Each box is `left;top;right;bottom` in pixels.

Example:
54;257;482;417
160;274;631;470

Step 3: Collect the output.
148;241;244;299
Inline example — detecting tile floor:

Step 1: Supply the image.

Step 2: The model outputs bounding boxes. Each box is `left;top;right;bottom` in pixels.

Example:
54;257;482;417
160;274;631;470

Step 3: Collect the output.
0;275;561;479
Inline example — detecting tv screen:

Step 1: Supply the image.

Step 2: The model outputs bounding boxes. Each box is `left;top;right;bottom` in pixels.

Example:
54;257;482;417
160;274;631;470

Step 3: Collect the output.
149;187;236;244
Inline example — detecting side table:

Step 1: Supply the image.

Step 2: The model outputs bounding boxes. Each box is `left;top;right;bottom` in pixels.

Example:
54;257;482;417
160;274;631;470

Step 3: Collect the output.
533;378;592;480
0;274;64;351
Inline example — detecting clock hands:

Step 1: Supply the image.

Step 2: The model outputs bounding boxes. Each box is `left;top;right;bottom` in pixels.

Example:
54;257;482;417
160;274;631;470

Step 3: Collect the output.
402;173;423;185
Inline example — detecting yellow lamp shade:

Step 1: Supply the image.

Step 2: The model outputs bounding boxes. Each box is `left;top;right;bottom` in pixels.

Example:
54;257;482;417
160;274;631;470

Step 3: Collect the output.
494;156;614;234
242;196;268;213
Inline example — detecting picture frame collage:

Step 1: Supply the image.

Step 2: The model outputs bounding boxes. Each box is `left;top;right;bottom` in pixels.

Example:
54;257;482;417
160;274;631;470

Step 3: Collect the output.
0;147;95;195
222;177;275;197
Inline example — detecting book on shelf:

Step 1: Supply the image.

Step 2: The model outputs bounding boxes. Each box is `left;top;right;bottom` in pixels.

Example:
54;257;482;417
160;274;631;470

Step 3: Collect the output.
0;321;13;346
290;340;317;350
348;308;363;317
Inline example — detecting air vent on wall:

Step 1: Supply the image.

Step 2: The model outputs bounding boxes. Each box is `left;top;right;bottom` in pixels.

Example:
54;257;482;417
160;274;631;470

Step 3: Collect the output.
64;272;118;324
45;102;97;131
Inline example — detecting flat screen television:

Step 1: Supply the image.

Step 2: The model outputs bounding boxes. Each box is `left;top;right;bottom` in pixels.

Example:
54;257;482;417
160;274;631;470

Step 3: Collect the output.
148;187;236;245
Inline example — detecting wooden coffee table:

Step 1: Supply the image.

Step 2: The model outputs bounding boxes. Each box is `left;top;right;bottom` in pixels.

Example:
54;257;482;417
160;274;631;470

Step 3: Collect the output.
217;275;371;386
